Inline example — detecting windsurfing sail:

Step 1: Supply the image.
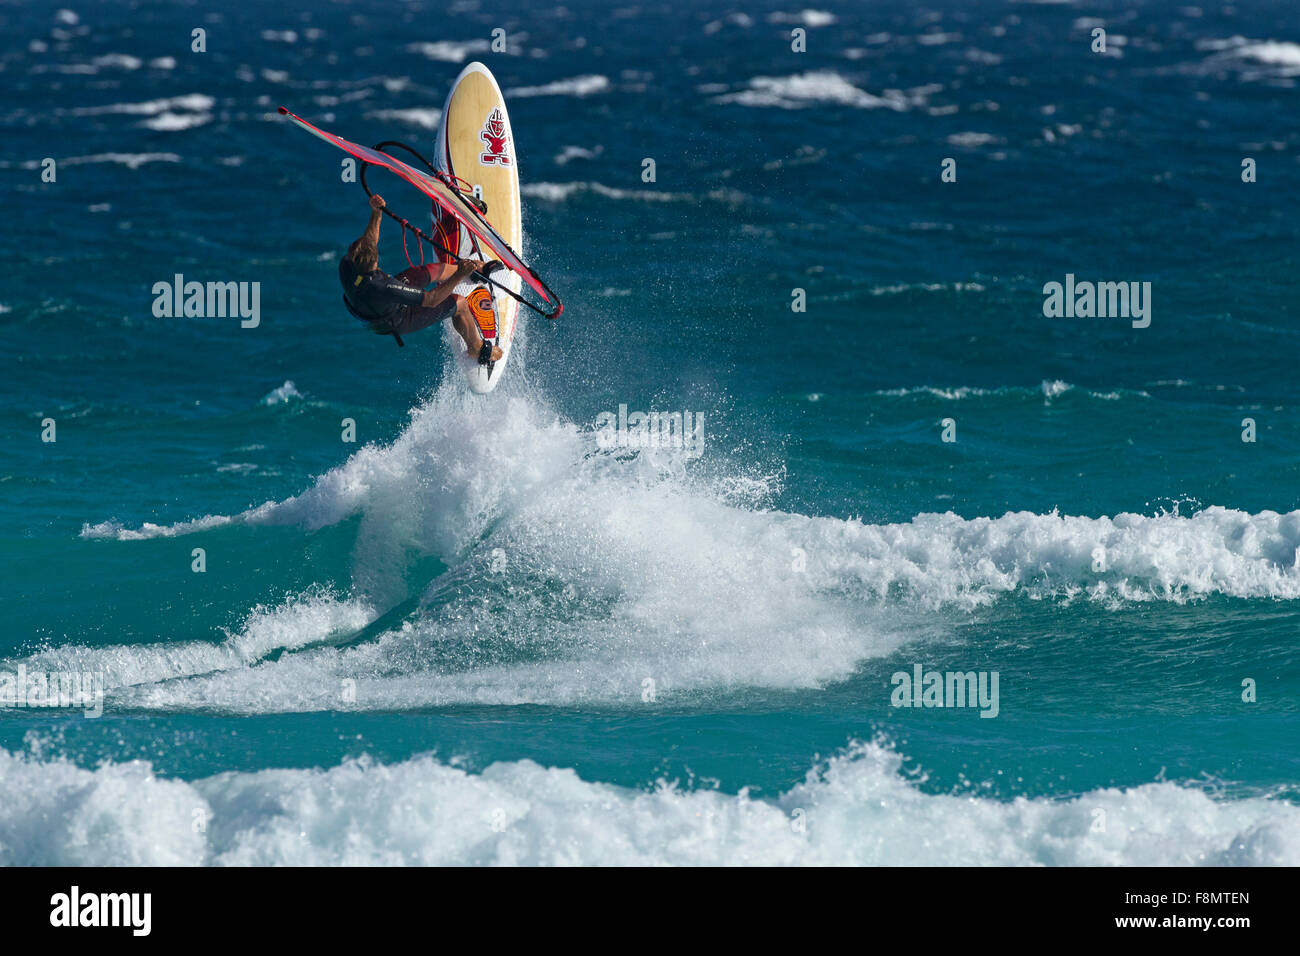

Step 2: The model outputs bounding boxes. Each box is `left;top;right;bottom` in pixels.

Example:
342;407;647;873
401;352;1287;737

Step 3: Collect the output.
278;106;562;319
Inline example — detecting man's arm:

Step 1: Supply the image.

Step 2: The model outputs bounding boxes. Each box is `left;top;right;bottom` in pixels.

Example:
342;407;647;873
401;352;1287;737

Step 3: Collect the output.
420;260;482;309
352;194;385;249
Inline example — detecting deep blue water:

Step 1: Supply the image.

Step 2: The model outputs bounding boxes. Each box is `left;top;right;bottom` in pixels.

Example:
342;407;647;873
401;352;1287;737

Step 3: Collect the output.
2;0;1299;864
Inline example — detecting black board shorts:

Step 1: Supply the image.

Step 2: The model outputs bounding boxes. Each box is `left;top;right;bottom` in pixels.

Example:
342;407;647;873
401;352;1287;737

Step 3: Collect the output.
372;295;457;337
341;261;459;338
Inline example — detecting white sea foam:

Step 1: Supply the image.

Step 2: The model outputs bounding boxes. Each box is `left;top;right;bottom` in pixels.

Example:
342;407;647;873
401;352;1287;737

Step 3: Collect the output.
367;108;442;130
1;741;1295;865
553;145;603;165
767;10;837;28
947;131;1002;147
713;72;921;111
1235;41;1300;69
41;153;181;170
869;281;986;295
407;40;491;62
70;94;215;117
1041;379;1073;400
3;592;375;696
918;32;962;46
66;95;215;131
506;75;609;98
140;112;212;132
876;385;997;399
875;381;1149;404
80;390;905;710
522;181;690;203
91;53;142;70
261;380;303;405
75;383;1300;713
704;13;754;35
81;514;235;540
1196;36;1249;52
1196;37;1300;78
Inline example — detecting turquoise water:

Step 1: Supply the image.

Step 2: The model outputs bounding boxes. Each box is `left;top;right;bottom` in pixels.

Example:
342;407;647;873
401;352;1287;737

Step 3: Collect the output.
3;0;1300;864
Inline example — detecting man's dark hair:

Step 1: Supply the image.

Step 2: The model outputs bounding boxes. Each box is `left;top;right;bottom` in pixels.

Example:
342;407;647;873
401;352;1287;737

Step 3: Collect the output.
347;237;378;272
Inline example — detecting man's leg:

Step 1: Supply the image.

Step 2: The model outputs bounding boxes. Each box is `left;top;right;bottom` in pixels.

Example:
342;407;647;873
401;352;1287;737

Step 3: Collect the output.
450;297;503;361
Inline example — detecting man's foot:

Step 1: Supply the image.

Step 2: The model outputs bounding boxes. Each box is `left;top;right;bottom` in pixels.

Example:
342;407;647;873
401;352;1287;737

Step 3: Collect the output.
468;341;504;362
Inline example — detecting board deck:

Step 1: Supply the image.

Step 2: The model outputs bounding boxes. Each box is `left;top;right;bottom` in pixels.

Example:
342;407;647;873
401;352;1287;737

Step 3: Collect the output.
434;62;522;393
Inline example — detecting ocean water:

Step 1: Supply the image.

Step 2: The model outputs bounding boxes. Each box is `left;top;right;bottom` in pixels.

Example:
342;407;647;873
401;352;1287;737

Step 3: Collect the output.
3;0;1300;865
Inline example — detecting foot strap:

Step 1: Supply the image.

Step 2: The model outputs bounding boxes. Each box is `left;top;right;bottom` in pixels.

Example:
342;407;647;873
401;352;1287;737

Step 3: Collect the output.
474;260;506;281
477;340;494;366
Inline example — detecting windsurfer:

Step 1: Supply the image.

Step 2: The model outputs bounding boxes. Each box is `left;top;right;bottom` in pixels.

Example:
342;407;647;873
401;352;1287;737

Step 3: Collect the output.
339;194;503;360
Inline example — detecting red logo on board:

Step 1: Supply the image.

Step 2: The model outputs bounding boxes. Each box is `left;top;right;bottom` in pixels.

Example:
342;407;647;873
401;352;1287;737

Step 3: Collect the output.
479;108;512;166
